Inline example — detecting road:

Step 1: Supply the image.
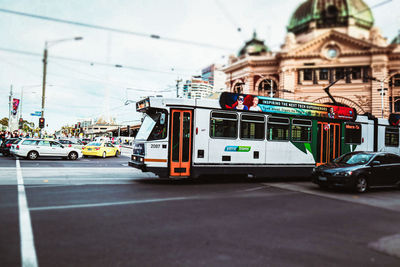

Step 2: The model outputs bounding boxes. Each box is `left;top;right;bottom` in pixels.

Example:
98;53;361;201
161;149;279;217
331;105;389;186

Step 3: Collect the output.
1;147;400;266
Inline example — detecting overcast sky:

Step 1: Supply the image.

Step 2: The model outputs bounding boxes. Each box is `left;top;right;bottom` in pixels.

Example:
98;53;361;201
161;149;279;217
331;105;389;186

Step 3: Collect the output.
0;0;399;132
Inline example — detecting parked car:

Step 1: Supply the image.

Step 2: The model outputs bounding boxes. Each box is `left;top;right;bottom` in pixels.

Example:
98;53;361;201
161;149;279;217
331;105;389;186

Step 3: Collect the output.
0;138;21;156
58;138;84;150
312;151;400;193
10;139;82;160
82;142;120;158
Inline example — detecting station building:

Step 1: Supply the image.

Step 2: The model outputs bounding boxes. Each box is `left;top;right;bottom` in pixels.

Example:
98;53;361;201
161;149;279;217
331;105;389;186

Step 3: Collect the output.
223;0;400;117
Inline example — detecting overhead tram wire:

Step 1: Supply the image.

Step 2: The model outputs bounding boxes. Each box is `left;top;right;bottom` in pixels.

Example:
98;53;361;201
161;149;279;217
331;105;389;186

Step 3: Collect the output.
214;0;246;39
0;46;193;76
0;8;234;51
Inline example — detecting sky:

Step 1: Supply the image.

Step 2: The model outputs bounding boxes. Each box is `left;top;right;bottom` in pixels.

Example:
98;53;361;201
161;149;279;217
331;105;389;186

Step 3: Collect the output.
0;0;399;132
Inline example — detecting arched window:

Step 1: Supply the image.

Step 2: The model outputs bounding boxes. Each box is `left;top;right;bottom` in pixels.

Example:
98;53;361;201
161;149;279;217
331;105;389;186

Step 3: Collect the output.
258;79;277;97
233;82;244;94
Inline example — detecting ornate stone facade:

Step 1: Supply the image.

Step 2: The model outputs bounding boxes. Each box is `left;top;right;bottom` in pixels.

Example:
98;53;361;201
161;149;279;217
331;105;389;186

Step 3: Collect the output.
223;0;400;118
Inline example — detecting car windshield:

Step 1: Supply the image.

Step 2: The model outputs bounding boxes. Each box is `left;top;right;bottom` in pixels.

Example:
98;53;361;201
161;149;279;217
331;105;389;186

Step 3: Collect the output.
87;142;102;146
333;153;373;165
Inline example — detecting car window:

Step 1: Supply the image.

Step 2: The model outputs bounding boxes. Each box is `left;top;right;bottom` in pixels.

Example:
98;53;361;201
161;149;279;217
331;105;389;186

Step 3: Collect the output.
22;140;38;145
386;154;400;164
51;142;62;147
59;140;68;144
88;142;102;146
373;155;390;165
77;140;83;145
38;140;51;147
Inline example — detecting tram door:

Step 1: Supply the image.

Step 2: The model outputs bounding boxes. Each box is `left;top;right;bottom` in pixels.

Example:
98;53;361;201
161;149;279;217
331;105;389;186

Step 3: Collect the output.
316;122;340;166
169;110;193;177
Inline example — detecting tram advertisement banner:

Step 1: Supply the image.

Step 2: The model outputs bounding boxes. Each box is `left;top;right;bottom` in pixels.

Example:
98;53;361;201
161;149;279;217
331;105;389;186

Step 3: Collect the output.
219;92;355;121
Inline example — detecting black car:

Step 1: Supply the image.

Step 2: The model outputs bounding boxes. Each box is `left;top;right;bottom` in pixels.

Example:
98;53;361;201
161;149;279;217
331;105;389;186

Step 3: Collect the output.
312;151;400;193
0;138;21;156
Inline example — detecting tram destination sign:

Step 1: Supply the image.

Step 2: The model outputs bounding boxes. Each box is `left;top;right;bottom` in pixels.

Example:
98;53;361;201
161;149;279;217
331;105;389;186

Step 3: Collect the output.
219;92;356;121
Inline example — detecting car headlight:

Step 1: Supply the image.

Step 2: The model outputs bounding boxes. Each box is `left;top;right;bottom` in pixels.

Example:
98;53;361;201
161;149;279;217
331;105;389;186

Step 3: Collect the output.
334;171;353;177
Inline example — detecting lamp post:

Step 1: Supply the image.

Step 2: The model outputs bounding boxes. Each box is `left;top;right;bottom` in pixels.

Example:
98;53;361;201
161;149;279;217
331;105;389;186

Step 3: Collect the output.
41;37;83;120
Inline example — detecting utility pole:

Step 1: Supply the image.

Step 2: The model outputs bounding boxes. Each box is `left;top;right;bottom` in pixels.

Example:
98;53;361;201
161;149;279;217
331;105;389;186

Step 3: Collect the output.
8;85;13;131
41;45;48;119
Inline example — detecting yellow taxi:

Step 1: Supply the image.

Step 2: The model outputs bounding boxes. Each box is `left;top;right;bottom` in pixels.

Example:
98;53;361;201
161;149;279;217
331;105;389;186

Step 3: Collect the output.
82;142;121;158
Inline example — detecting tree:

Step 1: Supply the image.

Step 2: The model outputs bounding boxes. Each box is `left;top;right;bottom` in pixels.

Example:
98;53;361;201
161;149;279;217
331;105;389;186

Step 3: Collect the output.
0;117;8;126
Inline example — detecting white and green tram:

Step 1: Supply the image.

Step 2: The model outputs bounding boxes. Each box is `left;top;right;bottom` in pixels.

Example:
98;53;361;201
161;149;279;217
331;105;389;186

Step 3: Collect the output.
129;93;400;179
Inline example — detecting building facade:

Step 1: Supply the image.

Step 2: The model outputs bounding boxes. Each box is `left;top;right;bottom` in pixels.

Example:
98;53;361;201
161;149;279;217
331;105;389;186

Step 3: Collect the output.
183;77;214;99
201;64;227;93
223;0;400;118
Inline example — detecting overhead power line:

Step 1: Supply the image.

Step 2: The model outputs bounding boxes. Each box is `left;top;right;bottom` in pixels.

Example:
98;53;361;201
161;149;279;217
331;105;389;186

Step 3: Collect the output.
0;46;194;76
0;8;234;51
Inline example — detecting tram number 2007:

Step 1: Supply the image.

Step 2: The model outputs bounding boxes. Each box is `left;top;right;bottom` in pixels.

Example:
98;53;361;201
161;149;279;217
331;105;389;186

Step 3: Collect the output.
150;144;161;149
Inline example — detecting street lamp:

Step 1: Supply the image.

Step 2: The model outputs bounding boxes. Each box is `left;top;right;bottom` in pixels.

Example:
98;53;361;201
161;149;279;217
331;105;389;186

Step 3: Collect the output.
41;36;83;120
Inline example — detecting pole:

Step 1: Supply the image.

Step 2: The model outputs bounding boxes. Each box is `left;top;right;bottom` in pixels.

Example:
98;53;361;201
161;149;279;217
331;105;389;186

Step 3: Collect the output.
8;85;13;131
381;80;384;118
20;87;23;121
41;45;48;119
270;79;273;97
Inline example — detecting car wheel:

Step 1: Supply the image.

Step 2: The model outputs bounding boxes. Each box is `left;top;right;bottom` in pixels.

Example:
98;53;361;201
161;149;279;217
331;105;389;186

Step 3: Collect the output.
355;177;368;193
102;151;106;158
115;150;120;157
27;151;38;160
68;151;78;160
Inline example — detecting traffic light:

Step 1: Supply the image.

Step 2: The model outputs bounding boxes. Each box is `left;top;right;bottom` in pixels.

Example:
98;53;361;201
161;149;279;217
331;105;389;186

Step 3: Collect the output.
19;118;23;129
39;117;45;129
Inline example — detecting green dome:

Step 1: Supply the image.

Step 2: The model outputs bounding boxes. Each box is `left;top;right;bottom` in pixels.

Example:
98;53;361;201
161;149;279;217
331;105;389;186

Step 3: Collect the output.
287;0;374;35
238;31;269;56
392;35;400;45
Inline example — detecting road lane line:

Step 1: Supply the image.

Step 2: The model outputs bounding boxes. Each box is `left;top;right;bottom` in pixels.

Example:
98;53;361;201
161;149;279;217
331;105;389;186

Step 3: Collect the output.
16;159;38;267
30;197;193;211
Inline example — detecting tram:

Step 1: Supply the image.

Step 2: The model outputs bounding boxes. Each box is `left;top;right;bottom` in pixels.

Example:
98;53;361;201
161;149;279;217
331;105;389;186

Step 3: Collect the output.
129;92;400;179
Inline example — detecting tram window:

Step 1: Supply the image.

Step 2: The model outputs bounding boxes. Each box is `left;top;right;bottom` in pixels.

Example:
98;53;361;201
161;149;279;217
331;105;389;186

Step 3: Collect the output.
267;116;289;141
240;115;265;140
148;111;168;141
385;127;399;147
291;119;312;142
210;112;238;139
344;123;361;144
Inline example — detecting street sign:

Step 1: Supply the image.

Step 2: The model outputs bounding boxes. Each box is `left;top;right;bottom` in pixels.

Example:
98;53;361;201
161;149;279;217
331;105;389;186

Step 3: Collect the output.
30;113;41;116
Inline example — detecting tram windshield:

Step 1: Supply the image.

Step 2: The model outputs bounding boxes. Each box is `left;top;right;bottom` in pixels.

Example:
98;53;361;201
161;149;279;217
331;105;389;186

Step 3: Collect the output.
135;111;167;141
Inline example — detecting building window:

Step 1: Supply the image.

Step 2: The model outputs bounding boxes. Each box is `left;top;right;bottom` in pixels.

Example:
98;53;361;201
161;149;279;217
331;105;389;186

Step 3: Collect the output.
344;123;362;144
320;68;329;80
267;117;289;141
240;115;265;140
336;68;344;80
385;127;399;147
210;112;238;139
291;119;312;142
390;74;400;87
258;79;277;96
352;67;362;80
303;69;313;81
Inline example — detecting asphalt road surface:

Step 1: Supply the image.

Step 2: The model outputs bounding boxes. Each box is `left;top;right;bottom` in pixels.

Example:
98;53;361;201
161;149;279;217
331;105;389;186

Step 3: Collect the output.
1;149;400;267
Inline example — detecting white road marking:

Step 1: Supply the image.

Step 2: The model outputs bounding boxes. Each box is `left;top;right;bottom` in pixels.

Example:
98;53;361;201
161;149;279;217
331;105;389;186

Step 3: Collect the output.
241;186;269;192
30;197;193;211
16;159;38;267
369;234;400;258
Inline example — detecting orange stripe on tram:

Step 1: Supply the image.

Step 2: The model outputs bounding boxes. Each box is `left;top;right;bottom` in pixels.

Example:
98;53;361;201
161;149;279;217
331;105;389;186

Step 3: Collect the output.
144;158;167;163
